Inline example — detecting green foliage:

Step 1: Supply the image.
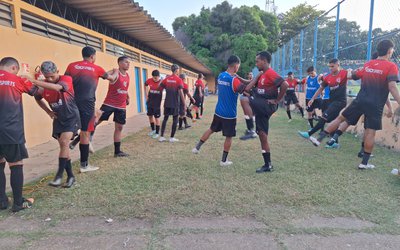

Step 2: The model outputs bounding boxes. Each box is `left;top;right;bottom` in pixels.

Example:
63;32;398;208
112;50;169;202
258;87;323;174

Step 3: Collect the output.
172;1;279;76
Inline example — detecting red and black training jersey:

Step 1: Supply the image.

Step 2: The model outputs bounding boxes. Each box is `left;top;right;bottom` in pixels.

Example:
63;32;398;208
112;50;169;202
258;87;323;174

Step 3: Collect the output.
159;74;183;108
145;78;162;108
64;60;107;104
352;59;399;108
286;78;299;92
254;68;285;99
0;70;37;144
35;75;79;125
182;81;189;96
194;79;204;98
321;69;348;103
103;72;130;109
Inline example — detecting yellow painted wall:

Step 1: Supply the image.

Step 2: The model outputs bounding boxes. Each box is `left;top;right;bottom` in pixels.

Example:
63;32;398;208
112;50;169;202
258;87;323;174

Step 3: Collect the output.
0;0;206;147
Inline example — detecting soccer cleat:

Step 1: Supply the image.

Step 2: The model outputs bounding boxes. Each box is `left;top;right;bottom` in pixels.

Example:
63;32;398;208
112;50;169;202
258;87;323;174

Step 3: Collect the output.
185;124;192;129
79;165;99;173
288;119;292;123
240;130;257;140
0;197;9;210
114;151;129;157
298;131;310;139
325;142;340;149
158;137;167;142
148;130;156;136
11;198;34;212
256;164;273;173
192;147;200;154
152;134;159;139
358;163;375;170
178;127;184;130
89;143;95;154
326;138;337;146
169;137;179;143
309;136;320;146
220;160;233;167
48;177;62;187
63;176;75;188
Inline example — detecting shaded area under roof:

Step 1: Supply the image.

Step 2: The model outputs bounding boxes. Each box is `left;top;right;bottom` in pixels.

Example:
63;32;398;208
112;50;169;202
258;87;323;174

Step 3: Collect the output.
61;0;212;75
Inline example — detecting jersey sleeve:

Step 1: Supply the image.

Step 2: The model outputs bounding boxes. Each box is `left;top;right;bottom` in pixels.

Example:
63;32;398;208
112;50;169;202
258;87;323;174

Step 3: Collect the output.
97;66;107;79
387;63;400;82
64;63;72;76
232;77;245;93
268;70;284;87
18;77;38;96
340;70;348;85
352;66;364;80
144;79;149;86
34;88;44;100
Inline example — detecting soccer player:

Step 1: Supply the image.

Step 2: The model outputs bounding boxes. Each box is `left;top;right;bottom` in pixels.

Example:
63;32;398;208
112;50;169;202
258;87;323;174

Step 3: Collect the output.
145;70;162;139
320;40;400;169
96;56;130;157
33;61;80;188
298;59;349;146
0;57;40;212
304;66;322;128
245;51;289;173
192;55;250;166
238;72;257;140
158;64;185;142
284;72;304;122
193;73;205;120
178;73;195;130
65;46;118;173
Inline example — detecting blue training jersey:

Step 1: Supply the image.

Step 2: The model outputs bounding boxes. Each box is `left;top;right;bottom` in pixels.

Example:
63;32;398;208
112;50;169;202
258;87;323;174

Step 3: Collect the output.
215;71;241;119
306;75;321;99
323;86;330;99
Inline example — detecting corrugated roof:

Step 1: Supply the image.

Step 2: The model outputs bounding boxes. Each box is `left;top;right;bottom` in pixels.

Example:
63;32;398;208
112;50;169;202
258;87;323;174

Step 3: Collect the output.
62;0;212;75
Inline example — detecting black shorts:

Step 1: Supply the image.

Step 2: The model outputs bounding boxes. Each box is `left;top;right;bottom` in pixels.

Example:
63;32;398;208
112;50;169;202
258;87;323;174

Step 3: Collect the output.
147;106;161;118
76;102;95;132
306;98;322;112
342;99;383;130
99;104;127;125
164;107;178;116
322;100;346;123
210;114;237;137
193;95;202;108
0;144;28;163
284;91;299;105
321;99;330;113
52;117;81;139
249;96;278;133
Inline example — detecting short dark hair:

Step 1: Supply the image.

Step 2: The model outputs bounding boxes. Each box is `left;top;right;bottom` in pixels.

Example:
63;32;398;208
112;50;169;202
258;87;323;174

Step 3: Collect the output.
118;56;129;63
198;73;203;79
287;71;293;76
82;46;96;58
256;51;272;63
371;51;379;60
227;55;240;66
306;66;314;73
152;70;160;77
0;57;19;68
179;73;186;79
329;58;339;64
171;64;179;72
377;39;394;56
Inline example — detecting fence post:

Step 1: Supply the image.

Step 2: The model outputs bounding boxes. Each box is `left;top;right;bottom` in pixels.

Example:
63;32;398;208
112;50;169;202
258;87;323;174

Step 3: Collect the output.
282;44;286;75
366;0;375;60
276;48;280;72
313;18;318;71
289;38;293;73
300;29;304;78
334;2;340;58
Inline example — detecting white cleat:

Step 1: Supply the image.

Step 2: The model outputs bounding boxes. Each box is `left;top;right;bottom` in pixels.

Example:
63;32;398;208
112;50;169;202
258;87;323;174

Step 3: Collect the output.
158;136;166;142
169;137;179;143
192;148;199;154
79;165;99;173
220;160;233;167
152;134;159;139
309;136;320;146
148;130;156;136
358;163;375;170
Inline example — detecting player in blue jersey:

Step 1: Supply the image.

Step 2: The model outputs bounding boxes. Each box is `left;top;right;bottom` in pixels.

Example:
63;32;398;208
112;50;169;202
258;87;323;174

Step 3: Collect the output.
192;55;255;167
304;66;322;128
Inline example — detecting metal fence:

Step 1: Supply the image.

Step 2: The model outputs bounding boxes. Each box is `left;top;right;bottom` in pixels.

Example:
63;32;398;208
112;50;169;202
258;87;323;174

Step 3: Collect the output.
272;0;400;80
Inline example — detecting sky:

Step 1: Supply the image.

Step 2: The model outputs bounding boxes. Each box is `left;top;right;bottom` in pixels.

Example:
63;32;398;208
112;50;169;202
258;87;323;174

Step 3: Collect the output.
139;0;398;34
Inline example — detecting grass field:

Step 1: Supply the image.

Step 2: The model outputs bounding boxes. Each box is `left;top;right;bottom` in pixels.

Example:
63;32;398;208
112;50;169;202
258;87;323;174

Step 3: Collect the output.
3;95;400;237
348;84;400;96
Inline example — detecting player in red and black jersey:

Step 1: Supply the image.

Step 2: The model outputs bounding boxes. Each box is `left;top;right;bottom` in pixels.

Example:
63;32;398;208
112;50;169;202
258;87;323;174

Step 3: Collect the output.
33;61;80;188
320;40;400;169
244;51;288;173
158;64;185;143
0;57;45;212
96;56;130;157
284;72;304;121
178;73;195;130
193;73;205;120
145;70;162;139
298;59;349;146
65;46;118;173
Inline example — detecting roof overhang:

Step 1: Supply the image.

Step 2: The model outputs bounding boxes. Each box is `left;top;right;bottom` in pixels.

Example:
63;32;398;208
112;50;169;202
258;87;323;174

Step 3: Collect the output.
61;0;212;75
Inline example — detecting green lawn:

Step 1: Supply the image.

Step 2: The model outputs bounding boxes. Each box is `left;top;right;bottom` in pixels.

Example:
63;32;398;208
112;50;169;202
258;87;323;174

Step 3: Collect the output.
6;95;400;235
